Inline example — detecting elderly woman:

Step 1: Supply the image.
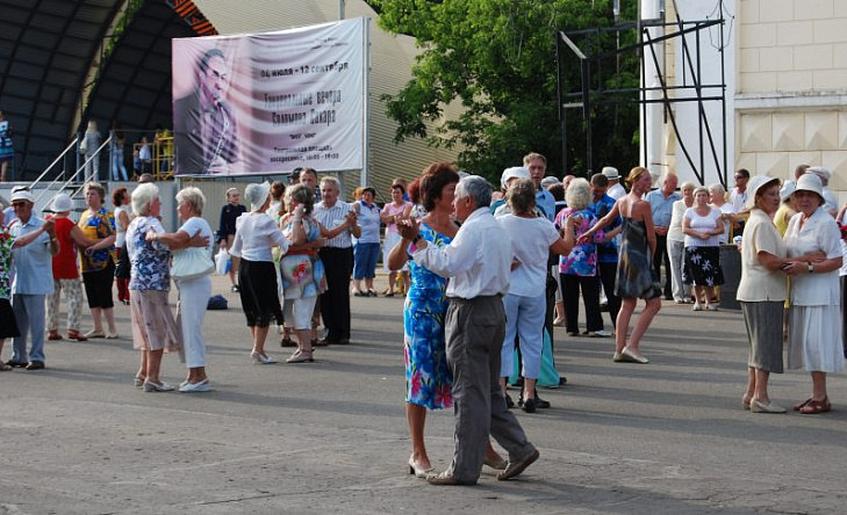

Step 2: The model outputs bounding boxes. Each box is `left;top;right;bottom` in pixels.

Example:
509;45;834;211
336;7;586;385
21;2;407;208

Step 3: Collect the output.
77;182;118;338
381;183;412;296
230;183;290;364
555;178;608;337
278;184;325;363
387;162;504;477
147;187;215;392
46;193;96;342
667;182;695;303
113;187;132;305
737;176;790;413
682;186;725;311
581;167;662;364
709;183;736;245
352;186;381;296
782;173;843;415
125;183;181;392
498;178;575;412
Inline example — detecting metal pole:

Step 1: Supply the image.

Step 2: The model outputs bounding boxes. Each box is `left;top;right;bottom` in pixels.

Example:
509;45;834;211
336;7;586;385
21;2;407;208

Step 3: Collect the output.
719;0;728;188
555;32;567;174
339;0;345;20
360;17;369;188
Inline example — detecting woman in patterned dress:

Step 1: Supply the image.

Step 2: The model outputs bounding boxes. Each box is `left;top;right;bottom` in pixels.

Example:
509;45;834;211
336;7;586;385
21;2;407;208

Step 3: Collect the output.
76;182;118;338
125;183;181;392
388;162;505;477
278;184;327;363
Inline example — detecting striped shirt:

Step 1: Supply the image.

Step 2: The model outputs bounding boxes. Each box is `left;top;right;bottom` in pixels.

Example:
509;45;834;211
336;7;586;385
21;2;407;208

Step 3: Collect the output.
314;200;354;248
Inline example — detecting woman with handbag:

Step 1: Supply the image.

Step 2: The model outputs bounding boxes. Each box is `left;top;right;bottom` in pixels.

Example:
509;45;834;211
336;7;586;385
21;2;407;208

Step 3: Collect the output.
148;187;214;392
279;184;326;363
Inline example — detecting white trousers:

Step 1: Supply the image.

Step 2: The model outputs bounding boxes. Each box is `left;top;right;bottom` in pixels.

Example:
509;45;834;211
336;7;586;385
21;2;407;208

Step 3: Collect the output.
500;292;546;379
176;275;212;369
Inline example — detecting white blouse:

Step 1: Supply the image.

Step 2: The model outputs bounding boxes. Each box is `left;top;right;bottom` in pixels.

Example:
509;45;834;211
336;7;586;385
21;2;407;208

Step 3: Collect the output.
784;207;842;306
230;212;289;262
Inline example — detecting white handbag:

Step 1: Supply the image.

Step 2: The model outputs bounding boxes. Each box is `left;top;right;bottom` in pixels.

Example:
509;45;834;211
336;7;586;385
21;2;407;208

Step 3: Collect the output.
172;248;215;280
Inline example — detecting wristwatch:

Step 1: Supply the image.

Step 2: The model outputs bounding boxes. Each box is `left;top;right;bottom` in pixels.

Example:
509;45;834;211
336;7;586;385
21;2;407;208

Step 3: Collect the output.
807;261;814;273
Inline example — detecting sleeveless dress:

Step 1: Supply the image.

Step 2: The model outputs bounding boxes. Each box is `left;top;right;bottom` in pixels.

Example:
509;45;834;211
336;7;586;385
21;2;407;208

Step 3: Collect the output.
616;217;662;300
280;217;326;299
403;223;453;409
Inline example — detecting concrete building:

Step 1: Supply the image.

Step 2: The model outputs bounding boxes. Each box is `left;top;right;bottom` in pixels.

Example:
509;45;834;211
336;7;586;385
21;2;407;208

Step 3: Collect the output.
645;0;846;201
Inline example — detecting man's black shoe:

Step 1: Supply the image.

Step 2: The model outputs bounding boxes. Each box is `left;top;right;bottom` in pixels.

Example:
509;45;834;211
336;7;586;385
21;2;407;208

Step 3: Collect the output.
521;397;537;413
504;393;515;409
6;360;27;368
25;361;45;370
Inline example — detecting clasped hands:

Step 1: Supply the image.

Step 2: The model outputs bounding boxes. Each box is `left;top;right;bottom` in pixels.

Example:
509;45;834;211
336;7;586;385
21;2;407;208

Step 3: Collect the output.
780;251;826;276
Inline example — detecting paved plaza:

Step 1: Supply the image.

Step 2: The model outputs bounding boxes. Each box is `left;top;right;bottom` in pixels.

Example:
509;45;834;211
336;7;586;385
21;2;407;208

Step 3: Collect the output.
2;275;847;514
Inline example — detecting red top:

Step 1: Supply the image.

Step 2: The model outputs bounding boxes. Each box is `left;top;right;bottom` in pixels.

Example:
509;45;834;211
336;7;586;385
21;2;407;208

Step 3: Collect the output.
52;217;80;279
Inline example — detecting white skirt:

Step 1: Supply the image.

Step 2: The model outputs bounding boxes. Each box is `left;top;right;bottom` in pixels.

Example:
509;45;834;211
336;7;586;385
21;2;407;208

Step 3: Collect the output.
382;231;407;272
787;305;845;373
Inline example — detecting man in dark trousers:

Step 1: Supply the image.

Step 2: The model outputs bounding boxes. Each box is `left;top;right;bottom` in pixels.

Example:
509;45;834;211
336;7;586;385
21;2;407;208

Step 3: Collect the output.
401;175;538;486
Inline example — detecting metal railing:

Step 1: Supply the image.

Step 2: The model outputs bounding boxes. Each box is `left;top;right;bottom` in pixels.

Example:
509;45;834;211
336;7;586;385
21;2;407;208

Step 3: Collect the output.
27;137;79;191
34;135;112;205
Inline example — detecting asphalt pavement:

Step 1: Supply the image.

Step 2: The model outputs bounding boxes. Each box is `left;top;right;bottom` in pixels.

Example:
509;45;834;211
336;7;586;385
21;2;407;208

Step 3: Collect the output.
2;275;846;514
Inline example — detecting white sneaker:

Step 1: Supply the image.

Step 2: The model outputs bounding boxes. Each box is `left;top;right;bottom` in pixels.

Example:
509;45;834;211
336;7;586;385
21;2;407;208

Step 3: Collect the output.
587;330;612;337
179;379;211;393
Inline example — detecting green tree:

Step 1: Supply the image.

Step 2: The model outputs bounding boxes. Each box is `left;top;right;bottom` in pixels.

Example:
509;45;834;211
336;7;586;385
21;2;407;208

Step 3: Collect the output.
370;0;640;182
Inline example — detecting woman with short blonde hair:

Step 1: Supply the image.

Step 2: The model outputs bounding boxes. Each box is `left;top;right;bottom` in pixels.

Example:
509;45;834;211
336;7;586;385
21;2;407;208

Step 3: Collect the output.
148;186;215;392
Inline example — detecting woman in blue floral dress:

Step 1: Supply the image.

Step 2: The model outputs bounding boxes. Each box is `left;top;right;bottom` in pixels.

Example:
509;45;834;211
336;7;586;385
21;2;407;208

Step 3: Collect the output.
387;162;506;478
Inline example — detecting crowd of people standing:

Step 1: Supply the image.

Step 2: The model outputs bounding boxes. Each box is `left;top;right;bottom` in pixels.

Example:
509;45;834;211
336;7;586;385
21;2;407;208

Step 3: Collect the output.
0;151;845;489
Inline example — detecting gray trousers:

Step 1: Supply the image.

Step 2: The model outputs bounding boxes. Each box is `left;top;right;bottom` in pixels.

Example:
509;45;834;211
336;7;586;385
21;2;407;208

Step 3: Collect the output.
12;294;46;363
445;295;535;484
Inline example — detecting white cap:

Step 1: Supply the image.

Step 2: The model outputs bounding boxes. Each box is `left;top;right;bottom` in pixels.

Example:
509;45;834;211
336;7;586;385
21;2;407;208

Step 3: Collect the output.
745;175;780;210
500;166;529;189
540;176;560;189
49;193;73;213
601;166;620;180
244;182;271;211
10;186;34;204
779;181;796;202
794;172;824;200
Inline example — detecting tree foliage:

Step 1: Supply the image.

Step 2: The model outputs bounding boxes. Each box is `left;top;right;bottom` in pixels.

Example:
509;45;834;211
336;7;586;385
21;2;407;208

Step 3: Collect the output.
370;0;640;182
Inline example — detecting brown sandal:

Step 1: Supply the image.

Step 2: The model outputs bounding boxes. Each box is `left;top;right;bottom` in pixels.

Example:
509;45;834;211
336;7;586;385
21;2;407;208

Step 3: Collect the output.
793;398;813;411
799;397;831;415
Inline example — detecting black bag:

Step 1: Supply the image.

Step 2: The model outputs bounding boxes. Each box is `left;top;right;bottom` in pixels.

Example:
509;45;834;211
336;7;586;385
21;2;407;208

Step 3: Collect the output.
207;294;228;310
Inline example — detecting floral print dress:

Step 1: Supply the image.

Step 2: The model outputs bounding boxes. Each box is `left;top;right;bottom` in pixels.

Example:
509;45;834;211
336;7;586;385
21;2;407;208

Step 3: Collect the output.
403;223;453;409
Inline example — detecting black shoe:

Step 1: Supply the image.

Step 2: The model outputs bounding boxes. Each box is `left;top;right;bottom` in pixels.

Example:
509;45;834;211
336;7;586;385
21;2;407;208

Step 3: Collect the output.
6;360;27;368
314;338;332;347
280;336;295;348
231;285;240;293
558;376;567;386
504;393;515;409
522;397;537;413
25;361;45;370
534;393;551;409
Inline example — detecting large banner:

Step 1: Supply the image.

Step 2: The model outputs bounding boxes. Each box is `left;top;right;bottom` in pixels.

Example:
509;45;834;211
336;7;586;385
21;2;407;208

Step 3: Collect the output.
172;18;366;176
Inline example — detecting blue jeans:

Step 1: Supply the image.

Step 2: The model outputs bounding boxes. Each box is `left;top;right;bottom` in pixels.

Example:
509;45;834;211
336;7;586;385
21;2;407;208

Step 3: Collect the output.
11;294;46;363
353;242;380;280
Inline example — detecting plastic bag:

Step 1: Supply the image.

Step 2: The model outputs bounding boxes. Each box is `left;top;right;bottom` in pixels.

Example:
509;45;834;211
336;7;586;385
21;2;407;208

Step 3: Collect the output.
215;247;231;275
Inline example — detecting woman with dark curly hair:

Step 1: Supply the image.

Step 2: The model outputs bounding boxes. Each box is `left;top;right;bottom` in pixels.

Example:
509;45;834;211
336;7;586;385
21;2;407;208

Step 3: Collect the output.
388;162;505;477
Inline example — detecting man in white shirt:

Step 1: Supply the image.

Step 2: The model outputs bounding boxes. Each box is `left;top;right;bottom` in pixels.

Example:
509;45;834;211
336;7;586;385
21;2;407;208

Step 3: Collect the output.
400;176;538;486
729;168;750;213
603;166;626;200
313;176;359;345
